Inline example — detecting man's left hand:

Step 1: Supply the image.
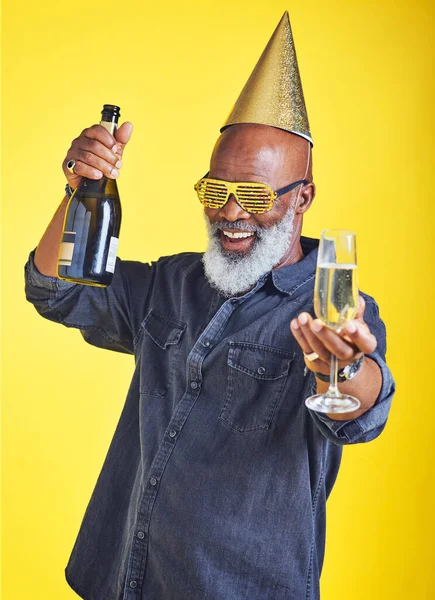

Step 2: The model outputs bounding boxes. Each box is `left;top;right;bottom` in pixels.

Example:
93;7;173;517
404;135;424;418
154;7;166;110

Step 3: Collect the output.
290;295;378;375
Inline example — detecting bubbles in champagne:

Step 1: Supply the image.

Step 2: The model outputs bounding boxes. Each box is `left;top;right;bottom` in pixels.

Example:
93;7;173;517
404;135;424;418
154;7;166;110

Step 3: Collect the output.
314;263;358;329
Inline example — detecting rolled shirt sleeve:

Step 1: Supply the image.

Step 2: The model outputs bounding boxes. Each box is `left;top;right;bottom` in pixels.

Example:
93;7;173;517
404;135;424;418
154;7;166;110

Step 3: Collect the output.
24;249;155;355
307;295;395;445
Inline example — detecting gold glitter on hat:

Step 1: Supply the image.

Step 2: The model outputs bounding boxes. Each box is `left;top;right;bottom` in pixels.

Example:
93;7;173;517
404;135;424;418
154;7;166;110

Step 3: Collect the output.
221;11;313;146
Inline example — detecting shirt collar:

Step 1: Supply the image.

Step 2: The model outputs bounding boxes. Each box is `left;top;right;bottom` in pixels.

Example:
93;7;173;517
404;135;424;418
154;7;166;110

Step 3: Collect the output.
271;236;319;296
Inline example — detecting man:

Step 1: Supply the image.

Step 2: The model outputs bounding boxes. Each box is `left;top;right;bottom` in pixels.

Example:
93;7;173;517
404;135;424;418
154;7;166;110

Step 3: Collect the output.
25;12;394;600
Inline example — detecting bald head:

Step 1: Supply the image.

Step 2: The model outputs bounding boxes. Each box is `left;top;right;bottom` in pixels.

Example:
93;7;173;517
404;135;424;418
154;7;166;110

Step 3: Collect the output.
209;123;313;187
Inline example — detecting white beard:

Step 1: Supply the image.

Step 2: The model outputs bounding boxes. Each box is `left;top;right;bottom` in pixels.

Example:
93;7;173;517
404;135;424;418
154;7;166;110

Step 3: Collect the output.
202;203;296;297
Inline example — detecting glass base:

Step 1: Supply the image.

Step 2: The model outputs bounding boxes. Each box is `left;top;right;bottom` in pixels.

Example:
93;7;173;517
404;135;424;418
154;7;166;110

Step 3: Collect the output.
305;393;360;414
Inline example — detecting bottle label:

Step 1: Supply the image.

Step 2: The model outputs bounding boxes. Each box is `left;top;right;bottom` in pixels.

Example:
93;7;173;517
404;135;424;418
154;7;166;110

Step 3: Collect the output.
106;237;119;273
58;231;76;266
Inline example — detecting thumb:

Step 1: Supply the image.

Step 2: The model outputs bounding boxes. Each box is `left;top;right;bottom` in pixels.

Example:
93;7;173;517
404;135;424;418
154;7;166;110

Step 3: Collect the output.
114;121;134;158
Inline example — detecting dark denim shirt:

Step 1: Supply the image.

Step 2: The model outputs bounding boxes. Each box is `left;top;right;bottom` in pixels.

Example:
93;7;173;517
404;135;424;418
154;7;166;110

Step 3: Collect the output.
24;236;395;600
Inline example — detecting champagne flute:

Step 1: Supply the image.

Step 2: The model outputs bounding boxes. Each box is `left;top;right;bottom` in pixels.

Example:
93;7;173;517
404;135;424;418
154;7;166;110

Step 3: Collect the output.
305;229;361;414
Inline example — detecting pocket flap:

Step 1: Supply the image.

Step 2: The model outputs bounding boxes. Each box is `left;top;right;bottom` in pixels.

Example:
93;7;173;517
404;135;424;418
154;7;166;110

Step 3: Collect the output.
228;342;294;380
143;309;186;349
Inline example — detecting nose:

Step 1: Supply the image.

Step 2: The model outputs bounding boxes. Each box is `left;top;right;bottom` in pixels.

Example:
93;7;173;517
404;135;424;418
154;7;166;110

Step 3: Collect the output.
218;194;251;222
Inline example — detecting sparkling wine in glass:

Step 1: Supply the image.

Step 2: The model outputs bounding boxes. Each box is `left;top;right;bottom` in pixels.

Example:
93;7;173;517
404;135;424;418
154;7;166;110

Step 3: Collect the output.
305;229;361;413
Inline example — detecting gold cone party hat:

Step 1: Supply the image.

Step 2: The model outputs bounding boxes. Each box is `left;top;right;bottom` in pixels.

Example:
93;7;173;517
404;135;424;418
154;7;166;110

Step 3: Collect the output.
221;11;313;146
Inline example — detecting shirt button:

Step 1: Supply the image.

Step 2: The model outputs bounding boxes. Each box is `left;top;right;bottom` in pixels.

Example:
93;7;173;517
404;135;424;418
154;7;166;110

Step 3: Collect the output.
150;477;158;486
257;366;266;375
190;381;198;389
202;340;210;347
137;531;145;539
169;430;177;438
129;580;138;589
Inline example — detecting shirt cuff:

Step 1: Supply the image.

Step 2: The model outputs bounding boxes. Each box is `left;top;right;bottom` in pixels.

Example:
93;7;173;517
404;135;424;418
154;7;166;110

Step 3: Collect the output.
25;249;78;292
308;351;395;445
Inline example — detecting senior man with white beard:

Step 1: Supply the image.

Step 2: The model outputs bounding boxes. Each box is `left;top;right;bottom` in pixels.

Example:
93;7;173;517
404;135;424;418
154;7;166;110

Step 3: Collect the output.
24;12;394;600
203;123;308;297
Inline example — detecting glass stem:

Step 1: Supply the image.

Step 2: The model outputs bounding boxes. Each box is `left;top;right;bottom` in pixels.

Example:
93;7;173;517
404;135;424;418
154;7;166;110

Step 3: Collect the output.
327;353;341;399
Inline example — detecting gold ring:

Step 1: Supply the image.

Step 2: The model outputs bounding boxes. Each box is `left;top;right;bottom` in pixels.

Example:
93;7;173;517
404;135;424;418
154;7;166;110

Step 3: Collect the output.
66;159;76;174
304;351;319;362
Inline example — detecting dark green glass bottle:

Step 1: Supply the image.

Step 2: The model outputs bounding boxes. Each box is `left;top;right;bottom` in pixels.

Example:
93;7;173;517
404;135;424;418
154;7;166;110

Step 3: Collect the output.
57;104;122;287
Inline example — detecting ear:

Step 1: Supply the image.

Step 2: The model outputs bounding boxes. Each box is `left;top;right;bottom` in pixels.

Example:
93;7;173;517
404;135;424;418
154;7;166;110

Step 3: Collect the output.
295;182;316;215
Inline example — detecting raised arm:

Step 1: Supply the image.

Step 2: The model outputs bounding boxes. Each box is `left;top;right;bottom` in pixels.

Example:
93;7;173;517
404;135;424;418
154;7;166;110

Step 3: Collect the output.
25;118;152;355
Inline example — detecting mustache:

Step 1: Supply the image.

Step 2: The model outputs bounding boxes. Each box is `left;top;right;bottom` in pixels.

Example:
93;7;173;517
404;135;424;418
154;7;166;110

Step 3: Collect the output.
211;220;260;233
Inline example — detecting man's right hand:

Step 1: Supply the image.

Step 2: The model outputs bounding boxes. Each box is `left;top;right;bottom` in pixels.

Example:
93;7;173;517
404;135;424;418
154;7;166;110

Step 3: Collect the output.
62;121;134;190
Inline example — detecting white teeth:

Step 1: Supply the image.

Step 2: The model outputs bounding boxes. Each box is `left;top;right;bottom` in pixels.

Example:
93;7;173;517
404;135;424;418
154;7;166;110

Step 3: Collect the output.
222;230;255;239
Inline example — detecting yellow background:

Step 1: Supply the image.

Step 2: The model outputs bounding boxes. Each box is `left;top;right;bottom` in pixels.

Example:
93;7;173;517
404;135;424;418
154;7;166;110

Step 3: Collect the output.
2;0;434;598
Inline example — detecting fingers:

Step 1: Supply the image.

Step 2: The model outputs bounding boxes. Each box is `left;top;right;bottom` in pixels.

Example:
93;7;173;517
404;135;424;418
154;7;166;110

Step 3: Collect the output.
343;320;377;354
66;158;117;182
290;311;377;372
290;315;313;354
292;314;331;362
73;137;121;179
80;135;120;166
63;122;133;188
66;158;103;181
290;314;330;374
82;123;118;147
308;319;360;361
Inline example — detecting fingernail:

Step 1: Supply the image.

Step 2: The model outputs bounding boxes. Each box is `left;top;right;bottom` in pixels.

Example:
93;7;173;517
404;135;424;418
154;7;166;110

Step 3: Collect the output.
346;322;357;334
112;145;118;153
311;320;323;332
291;319;299;330
115;160;122;169
299;314;308;325
110;168;120;178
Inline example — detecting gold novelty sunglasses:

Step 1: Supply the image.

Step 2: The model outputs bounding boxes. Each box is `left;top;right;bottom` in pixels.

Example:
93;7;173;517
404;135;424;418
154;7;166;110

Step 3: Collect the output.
194;174;308;214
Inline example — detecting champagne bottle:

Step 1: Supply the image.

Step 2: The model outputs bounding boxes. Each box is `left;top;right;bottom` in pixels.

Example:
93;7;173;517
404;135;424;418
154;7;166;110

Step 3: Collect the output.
57;104;122;287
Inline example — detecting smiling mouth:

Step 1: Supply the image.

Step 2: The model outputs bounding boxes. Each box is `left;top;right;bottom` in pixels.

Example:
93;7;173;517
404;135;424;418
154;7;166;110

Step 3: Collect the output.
222;229;255;239
219;229;257;251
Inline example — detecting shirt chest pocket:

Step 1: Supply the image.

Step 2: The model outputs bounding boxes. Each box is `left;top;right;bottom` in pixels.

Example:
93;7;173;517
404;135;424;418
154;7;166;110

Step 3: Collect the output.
220;342;294;433
138;309;186;397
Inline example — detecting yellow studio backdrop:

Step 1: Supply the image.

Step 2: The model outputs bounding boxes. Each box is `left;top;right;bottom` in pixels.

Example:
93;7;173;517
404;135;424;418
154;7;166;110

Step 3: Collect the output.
2;0;434;598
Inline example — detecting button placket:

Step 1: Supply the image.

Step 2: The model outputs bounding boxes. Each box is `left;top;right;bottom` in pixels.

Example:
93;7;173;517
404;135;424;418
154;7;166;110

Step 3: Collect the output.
124;298;238;598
